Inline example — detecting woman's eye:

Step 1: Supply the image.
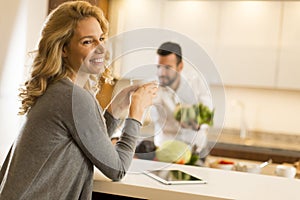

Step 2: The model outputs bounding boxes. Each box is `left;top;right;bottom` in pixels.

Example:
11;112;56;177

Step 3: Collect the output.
83;40;93;45
99;37;105;42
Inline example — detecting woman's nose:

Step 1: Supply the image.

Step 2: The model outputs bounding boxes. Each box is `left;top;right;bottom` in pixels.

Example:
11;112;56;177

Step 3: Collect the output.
95;43;105;54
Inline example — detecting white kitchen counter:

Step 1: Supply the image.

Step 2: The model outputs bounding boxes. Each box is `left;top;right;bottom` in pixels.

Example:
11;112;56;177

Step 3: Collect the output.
93;159;300;200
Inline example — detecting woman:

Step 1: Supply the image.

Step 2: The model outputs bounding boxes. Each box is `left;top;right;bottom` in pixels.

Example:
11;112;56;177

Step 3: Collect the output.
0;1;157;199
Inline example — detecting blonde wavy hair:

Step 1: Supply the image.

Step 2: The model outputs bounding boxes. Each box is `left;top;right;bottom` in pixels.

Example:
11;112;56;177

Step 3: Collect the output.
19;1;111;115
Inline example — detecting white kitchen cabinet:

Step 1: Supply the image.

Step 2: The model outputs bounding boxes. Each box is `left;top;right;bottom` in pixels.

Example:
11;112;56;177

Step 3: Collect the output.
108;0;162;78
161;1;220;58
109;0;300;90
213;1;281;87
140;1;283;88
277;2;300;90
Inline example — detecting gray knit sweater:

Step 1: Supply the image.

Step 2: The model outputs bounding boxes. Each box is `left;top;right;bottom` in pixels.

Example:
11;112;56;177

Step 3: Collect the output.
0;79;140;200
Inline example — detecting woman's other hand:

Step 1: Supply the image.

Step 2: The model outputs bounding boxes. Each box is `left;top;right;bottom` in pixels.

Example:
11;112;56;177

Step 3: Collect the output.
129;82;158;122
106;85;139;119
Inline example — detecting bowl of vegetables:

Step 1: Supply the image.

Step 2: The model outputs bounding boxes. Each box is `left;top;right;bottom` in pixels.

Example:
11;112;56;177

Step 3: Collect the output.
174;103;214;130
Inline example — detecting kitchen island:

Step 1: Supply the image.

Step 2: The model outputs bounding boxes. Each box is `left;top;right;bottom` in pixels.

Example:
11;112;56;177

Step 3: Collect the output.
93;159;300;200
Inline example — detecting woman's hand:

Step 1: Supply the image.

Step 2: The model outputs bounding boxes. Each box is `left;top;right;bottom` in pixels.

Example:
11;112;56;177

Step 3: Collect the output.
106;85;139;119
129;82;158;123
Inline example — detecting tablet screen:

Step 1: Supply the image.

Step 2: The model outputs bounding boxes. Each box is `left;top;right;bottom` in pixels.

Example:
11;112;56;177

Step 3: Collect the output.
144;170;207;185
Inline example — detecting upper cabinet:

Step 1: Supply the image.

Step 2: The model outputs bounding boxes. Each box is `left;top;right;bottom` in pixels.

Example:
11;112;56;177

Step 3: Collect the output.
277;2;300;90
109;0;300;90
214;1;281;88
161;1;220;58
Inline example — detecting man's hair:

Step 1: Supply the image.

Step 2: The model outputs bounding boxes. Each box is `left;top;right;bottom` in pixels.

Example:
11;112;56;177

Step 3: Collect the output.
157;42;182;65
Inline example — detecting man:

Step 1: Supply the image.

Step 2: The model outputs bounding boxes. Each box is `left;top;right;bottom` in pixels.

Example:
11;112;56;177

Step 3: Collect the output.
151;42;212;163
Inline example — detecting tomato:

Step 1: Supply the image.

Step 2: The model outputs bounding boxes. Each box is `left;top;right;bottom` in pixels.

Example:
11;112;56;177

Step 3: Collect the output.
176;159;185;165
218;160;234;165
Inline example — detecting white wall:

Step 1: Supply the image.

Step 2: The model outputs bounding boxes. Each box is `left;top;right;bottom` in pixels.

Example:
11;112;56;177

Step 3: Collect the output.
0;0;48;164
220;86;300;135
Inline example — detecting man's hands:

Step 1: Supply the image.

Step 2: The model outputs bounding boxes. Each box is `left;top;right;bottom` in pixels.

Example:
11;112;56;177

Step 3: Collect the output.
180;121;201;131
174;103;214;131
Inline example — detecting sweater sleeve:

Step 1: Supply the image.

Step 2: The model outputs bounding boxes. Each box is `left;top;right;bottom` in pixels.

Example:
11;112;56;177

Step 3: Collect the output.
0;145;12;183
103;111;120;137
70;88;140;181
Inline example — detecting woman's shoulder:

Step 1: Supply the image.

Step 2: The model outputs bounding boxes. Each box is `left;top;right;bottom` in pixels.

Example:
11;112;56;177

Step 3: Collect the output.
47;79;91;99
33;79;96;114
53;79;97;106
38;78;94;107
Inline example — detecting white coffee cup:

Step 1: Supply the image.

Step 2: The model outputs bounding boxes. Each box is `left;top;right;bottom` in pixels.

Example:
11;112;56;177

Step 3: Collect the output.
129;78;158;86
275;165;296;178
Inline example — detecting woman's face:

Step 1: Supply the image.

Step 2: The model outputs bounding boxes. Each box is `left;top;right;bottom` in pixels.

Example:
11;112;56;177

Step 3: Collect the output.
63;17;106;75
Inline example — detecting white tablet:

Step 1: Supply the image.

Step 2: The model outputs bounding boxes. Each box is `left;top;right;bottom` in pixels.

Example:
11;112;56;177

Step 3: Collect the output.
144;169;207;185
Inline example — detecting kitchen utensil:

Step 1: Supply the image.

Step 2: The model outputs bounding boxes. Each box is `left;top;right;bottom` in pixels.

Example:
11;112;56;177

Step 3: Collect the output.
259;159;272;168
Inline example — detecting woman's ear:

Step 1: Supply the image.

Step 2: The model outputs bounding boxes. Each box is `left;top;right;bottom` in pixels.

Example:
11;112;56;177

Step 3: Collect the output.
62;45;68;58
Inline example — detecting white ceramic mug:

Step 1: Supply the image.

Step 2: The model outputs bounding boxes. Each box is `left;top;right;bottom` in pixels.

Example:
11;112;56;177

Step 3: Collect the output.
275;165;296;178
129;78;158;87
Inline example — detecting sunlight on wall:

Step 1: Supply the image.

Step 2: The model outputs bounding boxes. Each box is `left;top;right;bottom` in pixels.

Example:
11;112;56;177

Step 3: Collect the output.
0;0;27;164
0;0;47;164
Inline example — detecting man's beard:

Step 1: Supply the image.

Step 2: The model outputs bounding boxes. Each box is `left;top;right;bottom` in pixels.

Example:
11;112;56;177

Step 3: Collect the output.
158;73;178;87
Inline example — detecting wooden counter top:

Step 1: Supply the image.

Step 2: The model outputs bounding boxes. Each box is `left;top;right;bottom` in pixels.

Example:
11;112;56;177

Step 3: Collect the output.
209;129;300;150
208;129;300;163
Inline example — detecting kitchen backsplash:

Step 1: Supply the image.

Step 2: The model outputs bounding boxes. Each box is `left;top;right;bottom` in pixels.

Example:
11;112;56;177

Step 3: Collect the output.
211;85;300;135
